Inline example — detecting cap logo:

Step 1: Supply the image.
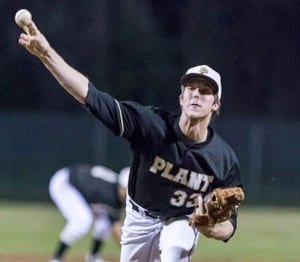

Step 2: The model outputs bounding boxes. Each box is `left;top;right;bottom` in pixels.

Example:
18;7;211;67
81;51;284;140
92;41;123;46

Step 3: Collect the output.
199;66;208;74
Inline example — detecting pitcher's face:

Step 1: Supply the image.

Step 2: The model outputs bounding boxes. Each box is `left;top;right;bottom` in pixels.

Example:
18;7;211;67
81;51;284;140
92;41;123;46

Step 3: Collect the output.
180;79;220;120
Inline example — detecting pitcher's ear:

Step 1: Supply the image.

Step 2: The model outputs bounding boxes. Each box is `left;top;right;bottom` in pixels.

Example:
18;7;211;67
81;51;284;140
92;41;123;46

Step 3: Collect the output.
212;100;221;112
179;93;183;106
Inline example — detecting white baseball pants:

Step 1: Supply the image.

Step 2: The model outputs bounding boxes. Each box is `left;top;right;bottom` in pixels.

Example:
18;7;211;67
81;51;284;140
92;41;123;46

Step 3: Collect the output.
120;197;199;262
48;168;111;245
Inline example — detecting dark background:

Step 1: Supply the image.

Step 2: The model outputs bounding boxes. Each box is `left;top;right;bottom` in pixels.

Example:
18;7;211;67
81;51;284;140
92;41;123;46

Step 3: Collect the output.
0;1;299;205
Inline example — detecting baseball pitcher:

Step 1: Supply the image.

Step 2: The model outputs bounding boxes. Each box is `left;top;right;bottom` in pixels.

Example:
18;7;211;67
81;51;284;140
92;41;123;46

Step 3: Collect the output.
17;15;244;262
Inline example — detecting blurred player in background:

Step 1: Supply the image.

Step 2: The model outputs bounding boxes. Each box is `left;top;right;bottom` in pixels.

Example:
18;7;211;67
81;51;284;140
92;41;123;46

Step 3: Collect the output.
48;164;130;262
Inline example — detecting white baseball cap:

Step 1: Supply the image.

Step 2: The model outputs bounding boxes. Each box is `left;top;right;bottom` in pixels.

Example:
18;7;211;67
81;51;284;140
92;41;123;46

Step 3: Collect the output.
181;65;222;100
118;166;130;188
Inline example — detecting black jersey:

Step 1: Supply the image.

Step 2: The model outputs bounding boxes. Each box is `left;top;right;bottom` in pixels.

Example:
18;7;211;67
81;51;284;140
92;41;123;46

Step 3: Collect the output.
85;82;242;218
68;164;123;222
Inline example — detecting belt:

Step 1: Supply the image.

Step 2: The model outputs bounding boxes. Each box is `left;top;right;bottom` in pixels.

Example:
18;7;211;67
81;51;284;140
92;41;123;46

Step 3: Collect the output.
129;199;158;219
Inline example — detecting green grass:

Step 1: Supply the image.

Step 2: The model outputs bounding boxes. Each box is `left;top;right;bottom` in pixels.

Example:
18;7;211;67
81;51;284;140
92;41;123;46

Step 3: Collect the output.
0;202;299;261
0;201;119;259
194;206;300;261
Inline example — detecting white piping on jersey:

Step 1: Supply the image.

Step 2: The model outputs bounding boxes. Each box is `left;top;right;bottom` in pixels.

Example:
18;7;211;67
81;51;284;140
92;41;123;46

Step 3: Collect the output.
114;99;124;137
91;166;117;183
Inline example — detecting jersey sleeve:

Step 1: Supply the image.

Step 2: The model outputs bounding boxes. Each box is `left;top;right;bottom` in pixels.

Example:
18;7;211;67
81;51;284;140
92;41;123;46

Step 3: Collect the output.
84;81;169;148
221;148;243;242
85;82;125;136
224;161;242;188
225;159;243;242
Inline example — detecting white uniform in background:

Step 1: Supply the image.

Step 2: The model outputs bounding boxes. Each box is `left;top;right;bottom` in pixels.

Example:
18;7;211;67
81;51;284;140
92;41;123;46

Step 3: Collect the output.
49;165;130;262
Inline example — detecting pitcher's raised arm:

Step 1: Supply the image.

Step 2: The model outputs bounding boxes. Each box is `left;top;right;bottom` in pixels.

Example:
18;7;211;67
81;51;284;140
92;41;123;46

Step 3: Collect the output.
17;11;88;104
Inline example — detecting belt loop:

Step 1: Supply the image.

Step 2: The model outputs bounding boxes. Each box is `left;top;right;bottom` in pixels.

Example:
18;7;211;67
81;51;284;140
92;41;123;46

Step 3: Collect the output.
144;210;158;219
129;199;139;213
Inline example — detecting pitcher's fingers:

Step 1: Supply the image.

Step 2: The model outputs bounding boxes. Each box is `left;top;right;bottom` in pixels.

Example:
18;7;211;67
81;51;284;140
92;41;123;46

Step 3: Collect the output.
18;33;30;46
197;195;205;215
27;21;40;36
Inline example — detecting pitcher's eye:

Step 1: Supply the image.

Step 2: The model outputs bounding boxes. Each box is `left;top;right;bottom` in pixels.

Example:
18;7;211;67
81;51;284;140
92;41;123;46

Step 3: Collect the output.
185;85;197;90
200;89;213;95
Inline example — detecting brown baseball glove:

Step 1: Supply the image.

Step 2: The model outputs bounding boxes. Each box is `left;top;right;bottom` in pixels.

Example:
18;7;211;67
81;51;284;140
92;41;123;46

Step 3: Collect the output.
189;187;245;228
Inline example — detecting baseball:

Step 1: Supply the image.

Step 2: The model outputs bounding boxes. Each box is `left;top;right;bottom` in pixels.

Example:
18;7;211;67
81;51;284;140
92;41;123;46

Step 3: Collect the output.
15;9;32;28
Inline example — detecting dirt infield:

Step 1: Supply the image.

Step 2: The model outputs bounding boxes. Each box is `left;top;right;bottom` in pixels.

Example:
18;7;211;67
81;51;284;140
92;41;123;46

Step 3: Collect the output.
0;255;257;262
0;255;120;262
